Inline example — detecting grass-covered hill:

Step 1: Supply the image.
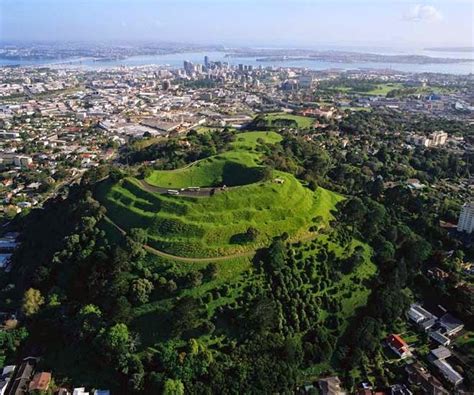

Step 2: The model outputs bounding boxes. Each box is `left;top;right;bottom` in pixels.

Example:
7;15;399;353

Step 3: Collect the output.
145;131;281;188
145;151;264;189
96;131;342;258
7;129;381;393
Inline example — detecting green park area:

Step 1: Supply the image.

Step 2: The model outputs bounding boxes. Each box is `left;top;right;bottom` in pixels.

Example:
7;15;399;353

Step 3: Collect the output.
321;81;454;98
330;82;404;96
249;113;316;129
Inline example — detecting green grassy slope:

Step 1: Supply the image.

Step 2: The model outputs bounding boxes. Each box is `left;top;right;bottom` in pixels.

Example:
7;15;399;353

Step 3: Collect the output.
145;131;282;189
131;232;376;349
262;113;316;128
96;131;342;258
145;152;262;188
95;129;376;375
97;172;342;258
133;254;254;345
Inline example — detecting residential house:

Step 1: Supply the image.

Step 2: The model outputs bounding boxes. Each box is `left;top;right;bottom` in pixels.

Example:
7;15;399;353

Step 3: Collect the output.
407;304;438;331
439;313;464;336
428;345;464;387
386;334;411;359
405;363;449;395
318;376;347;395
429;331;451;346
430;346;451;360
356;382;372;395
427;267;449;281
0;254;12;271
0;235;18;253
431;359;463;387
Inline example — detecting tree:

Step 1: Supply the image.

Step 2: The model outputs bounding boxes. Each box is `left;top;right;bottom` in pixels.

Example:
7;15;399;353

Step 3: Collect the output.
129;228;148;245
376;241;395;263
402;237;432;269
77;304;103;338
353;317;382;355
109;167;125;182
303;326;333;363
130;278;154;304
205;263;218;280
268;239;286;269
0;327;28;366
166;280;178;293
172;297;200;336
308;179;318;191
111;296;133;324
186;271;203;287
246;227;259;242
373;287;411;323
22;288;44;316
125;354;145;392
163;379;185;395
247;296;277;333
260;166;273;181
104;323;131;354
341;197;367;228
282;336;303;364
370;177;384;198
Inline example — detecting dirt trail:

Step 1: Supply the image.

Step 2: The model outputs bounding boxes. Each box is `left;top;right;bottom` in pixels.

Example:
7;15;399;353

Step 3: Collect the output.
104;216;255;263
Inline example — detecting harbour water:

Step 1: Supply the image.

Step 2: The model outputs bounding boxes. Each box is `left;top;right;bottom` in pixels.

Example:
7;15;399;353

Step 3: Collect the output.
1;50;473;75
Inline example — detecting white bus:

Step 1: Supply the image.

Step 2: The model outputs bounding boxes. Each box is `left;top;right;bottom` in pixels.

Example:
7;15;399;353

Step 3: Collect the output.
167;189;180;195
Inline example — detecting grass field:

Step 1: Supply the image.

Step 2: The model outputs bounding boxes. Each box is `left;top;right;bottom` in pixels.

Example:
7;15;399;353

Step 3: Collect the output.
231;130;282;149
260;113;316;129
322;82;453;98
364;83;404;95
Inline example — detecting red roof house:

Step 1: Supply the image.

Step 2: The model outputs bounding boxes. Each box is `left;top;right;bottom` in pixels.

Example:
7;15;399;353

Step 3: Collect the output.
386;334;411;359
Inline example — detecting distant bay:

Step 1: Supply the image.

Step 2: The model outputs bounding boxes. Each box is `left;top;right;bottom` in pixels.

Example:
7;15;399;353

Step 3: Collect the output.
1;50;473;75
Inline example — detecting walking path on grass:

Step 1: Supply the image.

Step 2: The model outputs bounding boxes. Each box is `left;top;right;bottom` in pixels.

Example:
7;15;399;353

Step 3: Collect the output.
104;215;255;263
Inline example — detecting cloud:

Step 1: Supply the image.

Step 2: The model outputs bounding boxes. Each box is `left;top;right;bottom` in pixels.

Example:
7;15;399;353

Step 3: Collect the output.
404;5;443;22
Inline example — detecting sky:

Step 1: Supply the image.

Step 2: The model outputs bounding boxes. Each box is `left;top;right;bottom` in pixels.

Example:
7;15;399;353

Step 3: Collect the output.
0;0;473;50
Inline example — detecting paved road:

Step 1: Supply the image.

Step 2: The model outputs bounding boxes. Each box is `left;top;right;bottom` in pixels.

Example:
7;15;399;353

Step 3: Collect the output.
137;179;229;197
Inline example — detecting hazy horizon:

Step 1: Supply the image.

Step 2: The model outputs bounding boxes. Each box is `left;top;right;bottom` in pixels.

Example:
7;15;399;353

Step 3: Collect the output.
1;0;473;50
